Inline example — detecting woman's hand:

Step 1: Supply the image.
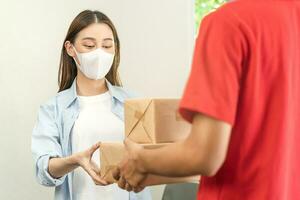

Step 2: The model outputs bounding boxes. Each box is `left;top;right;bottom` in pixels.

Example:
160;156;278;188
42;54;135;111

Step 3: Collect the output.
73;142;108;186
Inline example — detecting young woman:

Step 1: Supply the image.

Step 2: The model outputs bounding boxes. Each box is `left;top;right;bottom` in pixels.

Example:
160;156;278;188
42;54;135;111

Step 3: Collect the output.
31;10;151;200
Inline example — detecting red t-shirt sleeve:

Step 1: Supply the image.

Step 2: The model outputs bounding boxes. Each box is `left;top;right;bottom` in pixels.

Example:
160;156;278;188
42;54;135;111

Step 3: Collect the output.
179;11;246;125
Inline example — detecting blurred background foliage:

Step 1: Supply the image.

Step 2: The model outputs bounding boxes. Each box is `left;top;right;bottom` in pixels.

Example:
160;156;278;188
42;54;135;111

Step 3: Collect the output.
195;0;226;30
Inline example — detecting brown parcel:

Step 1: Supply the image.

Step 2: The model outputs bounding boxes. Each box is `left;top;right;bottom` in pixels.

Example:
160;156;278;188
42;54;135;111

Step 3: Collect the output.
125;99;191;144
99;142;200;185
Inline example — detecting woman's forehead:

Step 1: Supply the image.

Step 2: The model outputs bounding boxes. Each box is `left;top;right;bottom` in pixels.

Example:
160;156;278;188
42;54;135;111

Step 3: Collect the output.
77;23;114;41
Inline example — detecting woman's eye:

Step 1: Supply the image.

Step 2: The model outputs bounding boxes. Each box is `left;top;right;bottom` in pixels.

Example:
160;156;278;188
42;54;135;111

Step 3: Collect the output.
84;45;95;48
103;46;112;49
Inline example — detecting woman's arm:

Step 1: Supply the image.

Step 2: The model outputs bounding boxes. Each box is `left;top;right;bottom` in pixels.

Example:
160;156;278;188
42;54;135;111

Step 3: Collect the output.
48;155;78;179
32;103;67;187
32;103;107;186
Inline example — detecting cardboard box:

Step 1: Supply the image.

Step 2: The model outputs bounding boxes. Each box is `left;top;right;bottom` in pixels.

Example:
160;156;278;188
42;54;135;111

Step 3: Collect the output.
99;142;200;185
125;99;191;144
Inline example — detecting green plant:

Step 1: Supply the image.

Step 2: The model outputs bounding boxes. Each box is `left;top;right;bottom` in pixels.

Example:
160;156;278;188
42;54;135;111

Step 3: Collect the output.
195;0;226;30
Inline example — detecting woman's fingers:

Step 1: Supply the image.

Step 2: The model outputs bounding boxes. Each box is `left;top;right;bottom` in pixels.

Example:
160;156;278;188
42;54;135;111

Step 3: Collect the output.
90;161;100;173
89;142;101;155
91;172;108;185
90;168;107;185
81;142;111;186
84;164;108;185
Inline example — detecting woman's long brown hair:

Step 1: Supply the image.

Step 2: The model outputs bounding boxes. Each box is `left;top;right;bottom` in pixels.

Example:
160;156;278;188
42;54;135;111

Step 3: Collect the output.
58;10;122;92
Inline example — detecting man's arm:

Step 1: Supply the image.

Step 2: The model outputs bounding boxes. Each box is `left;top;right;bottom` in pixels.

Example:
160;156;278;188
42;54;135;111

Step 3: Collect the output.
139;113;232;177
115;113;232;191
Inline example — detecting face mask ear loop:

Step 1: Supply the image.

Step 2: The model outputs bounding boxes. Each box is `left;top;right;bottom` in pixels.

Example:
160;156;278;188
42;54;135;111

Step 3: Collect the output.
72;45;81;68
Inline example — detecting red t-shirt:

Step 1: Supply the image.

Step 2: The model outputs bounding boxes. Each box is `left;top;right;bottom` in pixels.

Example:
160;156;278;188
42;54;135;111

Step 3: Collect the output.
179;0;300;199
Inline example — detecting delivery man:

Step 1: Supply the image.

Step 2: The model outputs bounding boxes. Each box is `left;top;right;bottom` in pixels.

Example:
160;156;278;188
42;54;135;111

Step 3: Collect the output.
113;0;300;199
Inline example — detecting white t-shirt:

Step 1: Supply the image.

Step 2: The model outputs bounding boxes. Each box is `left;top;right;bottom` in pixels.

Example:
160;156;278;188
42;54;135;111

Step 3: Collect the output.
71;91;129;200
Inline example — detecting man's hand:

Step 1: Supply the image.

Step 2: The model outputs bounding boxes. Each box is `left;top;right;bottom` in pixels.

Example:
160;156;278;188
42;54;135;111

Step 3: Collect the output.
113;139;147;192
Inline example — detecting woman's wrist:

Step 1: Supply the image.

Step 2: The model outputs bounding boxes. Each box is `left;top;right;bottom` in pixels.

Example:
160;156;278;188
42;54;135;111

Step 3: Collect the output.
48;155;80;179
66;153;81;167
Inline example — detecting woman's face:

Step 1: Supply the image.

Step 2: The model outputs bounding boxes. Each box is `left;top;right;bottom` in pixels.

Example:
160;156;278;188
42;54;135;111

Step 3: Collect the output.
66;22;115;59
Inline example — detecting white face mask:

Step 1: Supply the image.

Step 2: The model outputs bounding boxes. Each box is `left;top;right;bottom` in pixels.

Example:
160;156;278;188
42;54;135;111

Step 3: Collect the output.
73;47;115;80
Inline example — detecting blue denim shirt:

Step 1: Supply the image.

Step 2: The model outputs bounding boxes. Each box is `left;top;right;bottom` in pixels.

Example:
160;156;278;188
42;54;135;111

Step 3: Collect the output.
31;79;152;200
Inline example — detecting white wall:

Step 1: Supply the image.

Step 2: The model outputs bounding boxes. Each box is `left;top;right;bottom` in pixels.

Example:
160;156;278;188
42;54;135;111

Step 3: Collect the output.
0;0;194;199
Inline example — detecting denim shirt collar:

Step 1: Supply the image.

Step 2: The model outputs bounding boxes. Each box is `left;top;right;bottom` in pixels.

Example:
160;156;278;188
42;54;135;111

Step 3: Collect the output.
62;78;125;109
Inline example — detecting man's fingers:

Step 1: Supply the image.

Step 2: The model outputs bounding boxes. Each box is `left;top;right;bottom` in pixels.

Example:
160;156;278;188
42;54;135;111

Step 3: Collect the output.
124;138;134;150
124;138;130;146
133;186;145;193
118;176;126;190
126;174;144;188
125;182;133;192
112;167;121;181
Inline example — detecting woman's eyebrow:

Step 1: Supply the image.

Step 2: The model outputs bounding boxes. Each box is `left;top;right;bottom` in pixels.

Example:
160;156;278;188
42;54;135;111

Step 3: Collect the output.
82;37;96;41
103;38;113;41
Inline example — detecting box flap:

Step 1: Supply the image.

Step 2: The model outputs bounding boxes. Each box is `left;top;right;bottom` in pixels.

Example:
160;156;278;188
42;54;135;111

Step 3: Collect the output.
125;99;154;142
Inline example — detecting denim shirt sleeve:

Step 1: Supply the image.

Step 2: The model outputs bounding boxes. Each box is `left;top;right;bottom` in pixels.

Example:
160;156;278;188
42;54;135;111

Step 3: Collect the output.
31;101;66;187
